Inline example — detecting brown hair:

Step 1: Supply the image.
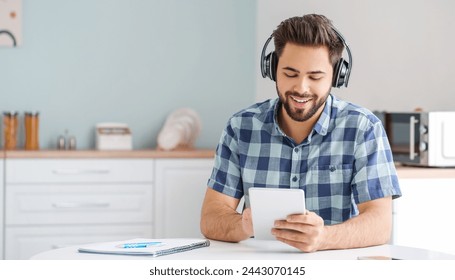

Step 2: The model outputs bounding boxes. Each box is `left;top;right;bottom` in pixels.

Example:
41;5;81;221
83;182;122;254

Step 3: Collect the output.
272;14;344;66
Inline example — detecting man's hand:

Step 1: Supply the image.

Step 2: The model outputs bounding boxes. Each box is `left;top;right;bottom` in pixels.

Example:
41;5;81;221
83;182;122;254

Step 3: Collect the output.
201;188;252;242
271;211;326;252
271;197;393;252
242;208;254;238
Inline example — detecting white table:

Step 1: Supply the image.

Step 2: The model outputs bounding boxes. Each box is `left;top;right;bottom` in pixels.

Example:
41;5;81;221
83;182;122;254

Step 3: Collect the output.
30;239;455;260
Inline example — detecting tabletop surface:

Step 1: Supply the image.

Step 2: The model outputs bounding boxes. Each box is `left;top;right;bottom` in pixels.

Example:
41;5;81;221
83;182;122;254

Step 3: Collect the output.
31;239;455;260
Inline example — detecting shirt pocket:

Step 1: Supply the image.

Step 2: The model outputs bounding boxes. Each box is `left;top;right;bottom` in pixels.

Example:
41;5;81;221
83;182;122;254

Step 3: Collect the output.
303;164;354;212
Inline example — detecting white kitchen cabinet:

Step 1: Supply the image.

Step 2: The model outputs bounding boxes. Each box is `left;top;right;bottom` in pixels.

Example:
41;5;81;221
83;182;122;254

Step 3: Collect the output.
393;177;455;255
0;159;4;260
5;225;151;260
4;158;155;259
154;158;213;238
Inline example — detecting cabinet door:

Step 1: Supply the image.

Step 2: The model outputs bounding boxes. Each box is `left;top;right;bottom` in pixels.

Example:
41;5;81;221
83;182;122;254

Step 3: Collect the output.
0;160;4;259
3;158;155;260
393;178;455;255
154;159;213;238
6;183;153;225
5;159;154;225
5;224;153;260
6;159;154;183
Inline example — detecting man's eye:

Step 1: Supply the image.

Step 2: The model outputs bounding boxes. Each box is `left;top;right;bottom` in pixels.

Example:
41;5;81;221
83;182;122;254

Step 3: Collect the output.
284;73;298;78
309;76;323;81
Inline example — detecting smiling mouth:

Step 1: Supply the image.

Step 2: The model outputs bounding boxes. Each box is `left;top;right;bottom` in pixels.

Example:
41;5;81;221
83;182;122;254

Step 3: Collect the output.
290;96;312;103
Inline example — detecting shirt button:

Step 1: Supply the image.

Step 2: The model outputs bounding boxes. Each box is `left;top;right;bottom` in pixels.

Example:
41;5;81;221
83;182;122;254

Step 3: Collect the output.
294;148;299;153
292;176;298;182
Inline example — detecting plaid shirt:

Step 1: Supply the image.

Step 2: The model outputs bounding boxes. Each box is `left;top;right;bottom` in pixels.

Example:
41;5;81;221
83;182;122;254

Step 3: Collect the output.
208;94;401;225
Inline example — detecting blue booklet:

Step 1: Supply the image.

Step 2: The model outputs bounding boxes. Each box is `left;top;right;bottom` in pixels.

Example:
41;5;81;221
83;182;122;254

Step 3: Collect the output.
78;238;210;257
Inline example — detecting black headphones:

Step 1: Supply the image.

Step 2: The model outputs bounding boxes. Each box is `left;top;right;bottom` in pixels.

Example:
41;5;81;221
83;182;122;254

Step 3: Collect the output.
260;25;352;88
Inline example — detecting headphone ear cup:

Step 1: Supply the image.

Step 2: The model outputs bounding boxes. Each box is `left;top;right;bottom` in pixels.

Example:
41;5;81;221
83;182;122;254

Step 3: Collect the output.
269;51;278;81
264;51;278;81
332;58;348;88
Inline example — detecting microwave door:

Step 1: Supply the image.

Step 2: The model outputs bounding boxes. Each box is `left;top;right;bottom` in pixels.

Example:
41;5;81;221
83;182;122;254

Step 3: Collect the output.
409;116;418;160
386;113;421;164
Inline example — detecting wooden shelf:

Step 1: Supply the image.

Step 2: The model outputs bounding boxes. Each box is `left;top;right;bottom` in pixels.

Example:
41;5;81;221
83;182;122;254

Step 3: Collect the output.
395;164;455;179
2;149;215;159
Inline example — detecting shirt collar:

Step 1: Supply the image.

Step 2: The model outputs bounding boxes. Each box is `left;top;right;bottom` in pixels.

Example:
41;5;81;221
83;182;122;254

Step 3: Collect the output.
313;94;332;136
271;99;285;137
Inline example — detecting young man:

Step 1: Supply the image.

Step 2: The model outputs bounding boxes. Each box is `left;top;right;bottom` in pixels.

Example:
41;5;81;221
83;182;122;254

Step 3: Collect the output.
200;14;401;252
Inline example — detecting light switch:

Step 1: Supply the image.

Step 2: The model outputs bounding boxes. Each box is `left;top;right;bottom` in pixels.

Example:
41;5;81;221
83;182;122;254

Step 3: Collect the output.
0;0;22;47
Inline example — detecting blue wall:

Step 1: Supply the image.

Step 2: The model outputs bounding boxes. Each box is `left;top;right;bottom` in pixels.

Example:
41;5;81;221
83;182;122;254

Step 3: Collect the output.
1;0;256;149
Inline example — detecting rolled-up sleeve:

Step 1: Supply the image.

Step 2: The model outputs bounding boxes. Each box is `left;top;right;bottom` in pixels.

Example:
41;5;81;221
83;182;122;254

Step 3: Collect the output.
352;121;402;204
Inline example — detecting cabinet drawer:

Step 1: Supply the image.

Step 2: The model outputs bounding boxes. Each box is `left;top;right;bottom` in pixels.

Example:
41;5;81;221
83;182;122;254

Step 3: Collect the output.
6;159;154;183
6;183;153;225
5;225;153;260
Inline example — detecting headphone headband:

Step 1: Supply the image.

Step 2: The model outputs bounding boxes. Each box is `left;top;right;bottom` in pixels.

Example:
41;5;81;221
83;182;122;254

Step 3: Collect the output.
330;27;353;87
260;24;352;88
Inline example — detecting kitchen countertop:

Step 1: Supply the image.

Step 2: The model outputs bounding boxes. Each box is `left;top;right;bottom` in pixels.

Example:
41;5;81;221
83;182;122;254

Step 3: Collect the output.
3;149;215;159
394;163;455;179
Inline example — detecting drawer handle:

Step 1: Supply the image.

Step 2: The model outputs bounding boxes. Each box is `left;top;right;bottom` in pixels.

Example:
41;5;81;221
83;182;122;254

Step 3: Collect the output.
52;169;111;175
52;202;111;209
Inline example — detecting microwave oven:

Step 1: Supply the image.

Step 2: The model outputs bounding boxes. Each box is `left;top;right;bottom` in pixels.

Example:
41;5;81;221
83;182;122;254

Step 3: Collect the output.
374;111;455;167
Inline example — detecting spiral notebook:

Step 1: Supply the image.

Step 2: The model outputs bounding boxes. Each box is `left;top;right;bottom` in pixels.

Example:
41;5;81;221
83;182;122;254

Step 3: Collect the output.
78;238;210;257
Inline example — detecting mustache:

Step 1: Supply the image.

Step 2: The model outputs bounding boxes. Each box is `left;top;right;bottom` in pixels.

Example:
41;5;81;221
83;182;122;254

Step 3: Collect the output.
284;91;314;99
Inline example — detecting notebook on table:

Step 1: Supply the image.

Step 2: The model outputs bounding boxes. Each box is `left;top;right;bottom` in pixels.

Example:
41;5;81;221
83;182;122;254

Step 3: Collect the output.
78;238;210;257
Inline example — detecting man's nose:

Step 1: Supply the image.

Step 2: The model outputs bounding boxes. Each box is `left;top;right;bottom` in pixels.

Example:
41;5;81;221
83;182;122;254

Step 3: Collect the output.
293;77;310;93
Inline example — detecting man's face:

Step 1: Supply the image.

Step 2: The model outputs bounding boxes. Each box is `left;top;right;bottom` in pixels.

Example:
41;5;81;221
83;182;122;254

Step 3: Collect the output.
276;43;333;122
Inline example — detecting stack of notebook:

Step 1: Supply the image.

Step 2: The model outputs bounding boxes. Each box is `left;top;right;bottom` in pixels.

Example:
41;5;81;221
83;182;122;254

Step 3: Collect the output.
78;238;210;257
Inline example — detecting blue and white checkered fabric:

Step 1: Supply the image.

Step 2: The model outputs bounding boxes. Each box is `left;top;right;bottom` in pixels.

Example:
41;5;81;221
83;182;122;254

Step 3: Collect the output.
207;94;401;225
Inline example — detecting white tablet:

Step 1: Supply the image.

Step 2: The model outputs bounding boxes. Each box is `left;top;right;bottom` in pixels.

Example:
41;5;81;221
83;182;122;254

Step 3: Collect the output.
249;187;306;240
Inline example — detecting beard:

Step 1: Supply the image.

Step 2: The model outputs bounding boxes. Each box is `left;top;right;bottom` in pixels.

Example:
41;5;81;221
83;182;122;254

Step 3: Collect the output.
277;86;330;122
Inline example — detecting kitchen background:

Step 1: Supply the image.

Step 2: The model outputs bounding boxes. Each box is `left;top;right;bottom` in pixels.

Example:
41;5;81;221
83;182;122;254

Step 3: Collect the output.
1;0;455;150
1;0;455;261
1;0;256;150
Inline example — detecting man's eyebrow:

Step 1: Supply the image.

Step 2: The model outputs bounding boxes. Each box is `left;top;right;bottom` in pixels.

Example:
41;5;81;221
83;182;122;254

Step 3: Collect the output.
282;67;326;75
282;66;300;73
307;70;326;75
